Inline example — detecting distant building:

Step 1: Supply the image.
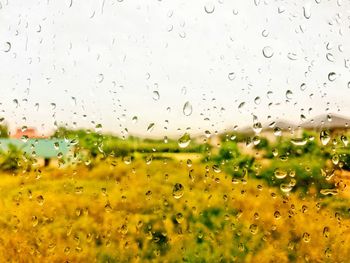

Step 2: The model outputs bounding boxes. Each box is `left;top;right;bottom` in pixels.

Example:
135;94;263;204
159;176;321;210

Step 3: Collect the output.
12;127;44;139
1;127;73;167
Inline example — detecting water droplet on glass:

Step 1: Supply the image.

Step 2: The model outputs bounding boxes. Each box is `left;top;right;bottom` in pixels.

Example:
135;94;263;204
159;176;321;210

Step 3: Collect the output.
104;201;112;212
152;91;160;101
326;53;334;62
274;127;282;136
13;99;19;108
3;42;11;52
274;168;287;179
95;123;102;133
183;101;193;116
97;73;104;83
132;116;138;124
291;138;307;146
320;130;330;145
178;133;191;148
147;123;155;132
204;130;211;138
238;102;245;110
204;2;215;14
303;5;311;19
285;90;293;99
123;156;132;165
37;195;44;206
280;183;293;193
145;155;153;165
262;46;274;58
328;72;336;81
302;232;311;243
254;96;261;105
186;159;192;167
228;72;236;81
176;213;184;223
320;188;338;195
212;165;221;173
253;122;262;134
54;141;59;150
172;183;184;199
341;135;348;146
287;52;298;60
300;83;307;91
262;29;269;37
249;224;258;235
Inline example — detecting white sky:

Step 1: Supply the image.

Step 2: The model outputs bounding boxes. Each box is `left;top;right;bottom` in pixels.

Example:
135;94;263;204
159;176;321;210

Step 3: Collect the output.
0;0;350;138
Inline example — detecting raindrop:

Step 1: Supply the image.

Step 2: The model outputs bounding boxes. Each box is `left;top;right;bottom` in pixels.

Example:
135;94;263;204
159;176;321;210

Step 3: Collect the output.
54;142;59;150
262;30;269;37
341;135;348;146
3;42;11;52
326;53;334;62
320;130;330;145
123;156;132;165
50;103;56;110
274;211;281;219
181;86;187;95
273;127;282;136
254;96;261;105
320;188;338;196
176;213;184;223
262;46;274;58
253;122;262;134
204;2;215;14
95;123;102;133
302;232;311;243
300;83;307;91
280;183;293;193
186;159;192;167
249;224;258;235
238;102;245;110
145;155;153;165
147;123;155;132
274;168;287;179
303;5;311;19
291;138;307;146
172;183;184;199
212;165;221;173
287;52;298;60
204;130;211;138
13;99;19;107
132;116;138;124
36;195;44;206
328;72;336;81
183;101;193;116
97;73;104;83
178;133;191;148
152;91;160;101
104;202;112;212
228;72;236;81
323;227;330;238
285;90;293;99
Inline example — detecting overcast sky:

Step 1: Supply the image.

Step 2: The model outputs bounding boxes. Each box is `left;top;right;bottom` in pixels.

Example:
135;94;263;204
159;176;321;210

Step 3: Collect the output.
0;0;350;138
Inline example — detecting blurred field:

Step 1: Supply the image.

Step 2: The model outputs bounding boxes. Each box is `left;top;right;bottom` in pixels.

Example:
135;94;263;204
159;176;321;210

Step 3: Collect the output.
1;156;350;262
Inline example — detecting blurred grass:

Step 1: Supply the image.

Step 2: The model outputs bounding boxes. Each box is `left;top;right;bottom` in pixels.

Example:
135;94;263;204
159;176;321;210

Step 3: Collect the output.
0;157;349;262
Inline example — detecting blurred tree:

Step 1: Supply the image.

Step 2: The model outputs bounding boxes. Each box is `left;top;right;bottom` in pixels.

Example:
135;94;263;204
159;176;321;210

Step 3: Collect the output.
0;124;9;138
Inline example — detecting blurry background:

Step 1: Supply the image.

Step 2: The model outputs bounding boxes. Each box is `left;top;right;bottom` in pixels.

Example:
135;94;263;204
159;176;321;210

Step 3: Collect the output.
0;0;349;137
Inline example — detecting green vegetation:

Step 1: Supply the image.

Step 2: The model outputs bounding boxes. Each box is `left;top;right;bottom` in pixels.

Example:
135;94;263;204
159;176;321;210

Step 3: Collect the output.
0;127;349;261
